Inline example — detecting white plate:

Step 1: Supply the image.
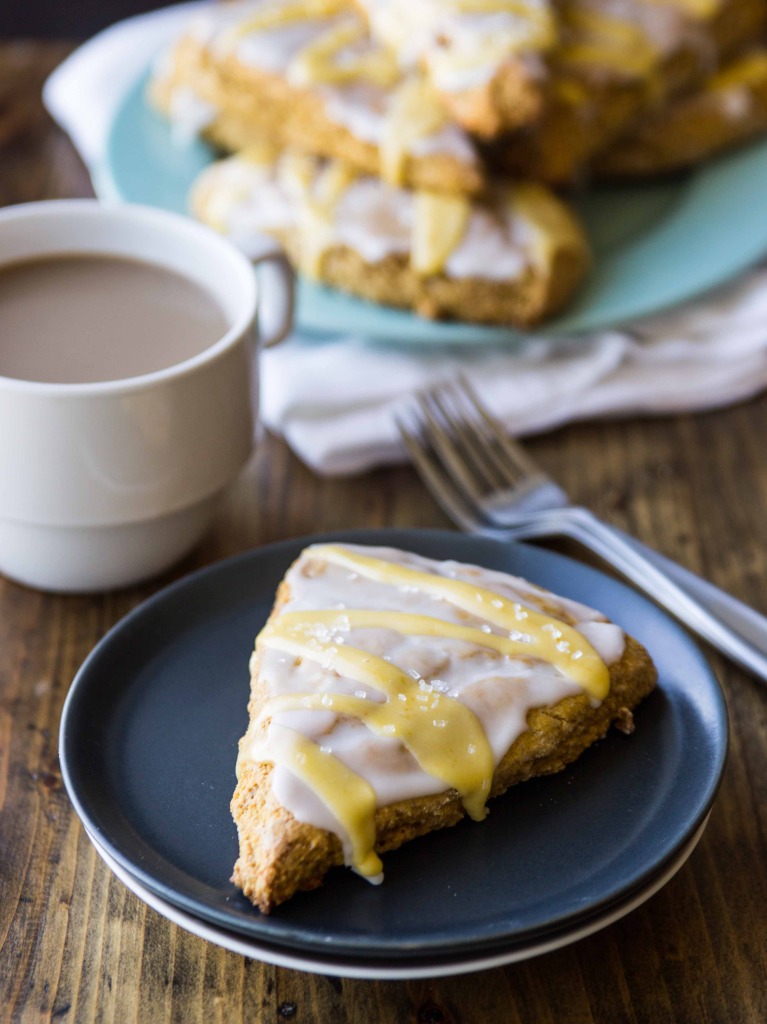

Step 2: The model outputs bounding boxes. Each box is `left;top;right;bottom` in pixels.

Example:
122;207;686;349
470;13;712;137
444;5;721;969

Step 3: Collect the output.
60;532;726;960
86;817;708;980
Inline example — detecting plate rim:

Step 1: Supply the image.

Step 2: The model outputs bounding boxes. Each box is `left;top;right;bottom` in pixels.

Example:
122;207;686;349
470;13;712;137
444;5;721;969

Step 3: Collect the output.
59;528;729;959
87;814;709;980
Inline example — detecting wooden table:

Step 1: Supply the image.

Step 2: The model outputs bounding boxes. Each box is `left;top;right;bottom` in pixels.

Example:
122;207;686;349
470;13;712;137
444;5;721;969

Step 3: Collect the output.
2;42;767;1024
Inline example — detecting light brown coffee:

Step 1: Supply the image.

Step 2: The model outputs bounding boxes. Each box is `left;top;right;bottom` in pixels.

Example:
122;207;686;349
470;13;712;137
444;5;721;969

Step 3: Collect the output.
0;253;230;383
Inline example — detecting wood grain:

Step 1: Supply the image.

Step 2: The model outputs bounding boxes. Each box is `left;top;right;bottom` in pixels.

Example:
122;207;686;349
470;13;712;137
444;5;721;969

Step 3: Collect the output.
2;40;767;1024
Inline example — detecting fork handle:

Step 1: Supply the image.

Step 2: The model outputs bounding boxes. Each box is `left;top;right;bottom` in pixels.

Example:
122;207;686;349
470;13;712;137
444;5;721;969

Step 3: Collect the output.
563;508;767;681
610;527;767;652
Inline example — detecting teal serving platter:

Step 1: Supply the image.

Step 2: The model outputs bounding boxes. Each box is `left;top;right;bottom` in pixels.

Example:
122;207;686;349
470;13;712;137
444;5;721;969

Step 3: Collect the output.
101;70;767;345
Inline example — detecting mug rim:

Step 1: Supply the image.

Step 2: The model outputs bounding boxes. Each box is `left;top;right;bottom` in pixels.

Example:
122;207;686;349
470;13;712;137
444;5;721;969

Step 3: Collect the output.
0;198;258;395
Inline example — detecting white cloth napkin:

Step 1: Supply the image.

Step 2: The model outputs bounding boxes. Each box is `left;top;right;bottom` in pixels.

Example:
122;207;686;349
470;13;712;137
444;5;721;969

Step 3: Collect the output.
44;5;767;476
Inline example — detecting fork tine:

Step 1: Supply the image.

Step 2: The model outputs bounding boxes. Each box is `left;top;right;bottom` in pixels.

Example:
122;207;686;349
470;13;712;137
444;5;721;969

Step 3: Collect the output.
396;415;488;534
398;374;556;531
402;389;491;505
455;376;547;483
428;386;510;491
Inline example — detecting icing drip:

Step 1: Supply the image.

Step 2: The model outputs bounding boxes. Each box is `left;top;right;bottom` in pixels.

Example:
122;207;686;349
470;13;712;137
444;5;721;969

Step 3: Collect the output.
381;78;449;185
710;51;767;92
411;192;471;275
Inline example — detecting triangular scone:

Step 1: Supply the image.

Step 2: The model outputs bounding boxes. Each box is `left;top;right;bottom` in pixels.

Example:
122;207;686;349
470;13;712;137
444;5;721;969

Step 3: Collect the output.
148;0;484;195
231;544;657;913
190;147;591;326
596;45;767;177
488;0;767;183
353;0;558;138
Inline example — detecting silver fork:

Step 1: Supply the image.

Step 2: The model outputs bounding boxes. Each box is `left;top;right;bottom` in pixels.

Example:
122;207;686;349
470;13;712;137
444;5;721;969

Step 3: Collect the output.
396;377;767;682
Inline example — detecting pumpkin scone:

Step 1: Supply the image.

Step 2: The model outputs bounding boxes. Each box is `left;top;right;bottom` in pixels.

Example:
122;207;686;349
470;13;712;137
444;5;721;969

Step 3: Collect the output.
190;146;591;326
148;0;485;195
231;543;658;913
488;0;767;184
353;0;558;138
596;46;767;177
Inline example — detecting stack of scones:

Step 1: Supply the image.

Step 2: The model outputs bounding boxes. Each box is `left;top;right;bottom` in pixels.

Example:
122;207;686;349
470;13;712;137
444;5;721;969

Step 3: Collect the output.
150;0;767;327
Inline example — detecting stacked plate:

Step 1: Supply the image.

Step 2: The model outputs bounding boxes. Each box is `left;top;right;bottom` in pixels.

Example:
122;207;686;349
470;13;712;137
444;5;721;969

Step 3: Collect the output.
59;530;727;980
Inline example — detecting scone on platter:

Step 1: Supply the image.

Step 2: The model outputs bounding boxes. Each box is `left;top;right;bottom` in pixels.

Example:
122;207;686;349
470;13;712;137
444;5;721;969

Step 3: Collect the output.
190;146;592;326
353;0;558;138
488;0;767;184
597;46;767;177
231;543;658;913
149;0;767;333
149;0;485;195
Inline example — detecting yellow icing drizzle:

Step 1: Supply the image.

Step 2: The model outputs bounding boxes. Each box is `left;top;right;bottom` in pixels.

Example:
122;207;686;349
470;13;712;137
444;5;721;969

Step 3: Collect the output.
258;620;495;819
563;7;654;46
313;159;359;207
312;545;610;697
288;19;400;88
253;722;383;878
552;75;590;108
437;0;556;56
434;17;555;68
642;0;719;18
222;0;399;87
280;151;317;195
274;607;576;663
241;140;282;166
508;182;586;275
451;0;542;12
710;51;767;92
275;151;471;279
222;0;348;44
244;545;611;880
381;78;448;186
411;191;471;275
557;9;658;79
557;42;657;78
280;156;358;278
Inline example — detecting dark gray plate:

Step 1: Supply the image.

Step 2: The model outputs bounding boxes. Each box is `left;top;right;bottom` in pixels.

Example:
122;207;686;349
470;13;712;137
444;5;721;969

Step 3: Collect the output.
59;530;727;960
88;818;708;979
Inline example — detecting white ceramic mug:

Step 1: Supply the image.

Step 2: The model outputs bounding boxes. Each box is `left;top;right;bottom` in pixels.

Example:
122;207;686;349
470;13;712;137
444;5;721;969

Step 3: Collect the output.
0;199;294;592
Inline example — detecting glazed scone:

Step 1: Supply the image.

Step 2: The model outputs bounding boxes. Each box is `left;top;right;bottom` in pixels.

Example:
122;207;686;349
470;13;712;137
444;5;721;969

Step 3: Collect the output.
488;0;767;184
597;46;767;177
190;146;591;326
353;0;558;138
231;543;658;913
148;0;485;195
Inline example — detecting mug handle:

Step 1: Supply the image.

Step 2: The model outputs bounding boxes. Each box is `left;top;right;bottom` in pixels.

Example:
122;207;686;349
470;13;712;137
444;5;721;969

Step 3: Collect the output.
242;234;295;348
